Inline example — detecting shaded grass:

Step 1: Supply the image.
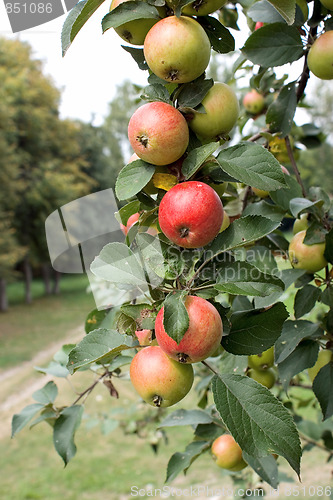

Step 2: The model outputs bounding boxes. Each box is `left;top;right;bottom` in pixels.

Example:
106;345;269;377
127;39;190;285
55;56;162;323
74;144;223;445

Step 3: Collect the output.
0;275;95;370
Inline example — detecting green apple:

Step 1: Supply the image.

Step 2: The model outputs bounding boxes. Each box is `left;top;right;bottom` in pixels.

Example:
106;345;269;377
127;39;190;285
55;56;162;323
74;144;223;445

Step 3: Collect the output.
143;16;211;84
319;0;333;10
248;346;275;371
248;368;276;389
252;186;270;198
293;213;309;235
308;31;333;80
110;0;164;45
211;434;247;471
189;82;239;141
308;350;333;382
288;230;328;273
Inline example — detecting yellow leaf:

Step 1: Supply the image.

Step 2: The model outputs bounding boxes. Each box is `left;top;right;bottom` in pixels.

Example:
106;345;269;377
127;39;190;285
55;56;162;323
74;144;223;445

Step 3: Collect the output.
153;173;178;191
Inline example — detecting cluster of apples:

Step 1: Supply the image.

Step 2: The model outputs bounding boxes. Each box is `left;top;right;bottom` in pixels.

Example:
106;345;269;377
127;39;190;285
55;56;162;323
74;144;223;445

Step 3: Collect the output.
247;346;276;389
108;0;242;411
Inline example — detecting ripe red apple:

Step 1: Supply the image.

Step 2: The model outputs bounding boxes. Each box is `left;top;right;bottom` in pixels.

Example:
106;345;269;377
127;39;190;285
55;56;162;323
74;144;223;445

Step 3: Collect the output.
308;350;333;382
243;89;265;115
248;368;276;389
128;102;189;166
255;21;264;30
189;82;239;141
307;31;333;80
135;329;153;346
155;295;223;363
109;0;164;46
180;0;227;16
211;434;247;471
120;212;140;235
143;16;211;84
319;0;333;9
288;230;328;273
158;181;224;248
130;345;194;407
248;346;275;371
293;213;309;235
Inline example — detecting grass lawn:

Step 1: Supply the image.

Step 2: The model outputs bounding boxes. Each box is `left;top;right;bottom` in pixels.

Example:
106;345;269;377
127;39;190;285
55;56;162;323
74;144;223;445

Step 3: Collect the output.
0;275;95;370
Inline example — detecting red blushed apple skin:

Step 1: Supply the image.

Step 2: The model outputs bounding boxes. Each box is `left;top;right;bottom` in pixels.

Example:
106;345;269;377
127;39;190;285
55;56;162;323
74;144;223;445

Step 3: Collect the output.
129;345;194;407
128;102;189;166
120;212;140;236
211;435;247;471
158;181;224;248
155;295;223;364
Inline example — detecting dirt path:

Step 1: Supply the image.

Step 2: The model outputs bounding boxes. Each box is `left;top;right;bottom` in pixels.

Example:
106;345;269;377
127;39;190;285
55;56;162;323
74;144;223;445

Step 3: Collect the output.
0;325;84;439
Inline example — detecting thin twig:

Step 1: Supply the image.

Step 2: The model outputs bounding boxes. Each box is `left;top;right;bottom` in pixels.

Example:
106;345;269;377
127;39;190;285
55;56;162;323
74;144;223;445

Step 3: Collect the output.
285;135;307;197
72;371;108;405
201;359;219;376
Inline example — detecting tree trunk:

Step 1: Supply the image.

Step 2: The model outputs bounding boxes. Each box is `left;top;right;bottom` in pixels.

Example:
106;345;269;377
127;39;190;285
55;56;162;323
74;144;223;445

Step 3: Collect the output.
0;278;8;312
23;256;33;304
41;263;52;295
52;270;61;295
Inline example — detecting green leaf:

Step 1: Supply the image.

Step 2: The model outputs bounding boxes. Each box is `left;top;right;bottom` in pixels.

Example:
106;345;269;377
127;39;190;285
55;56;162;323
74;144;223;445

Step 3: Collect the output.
116;200;141;226
324;228;333;264
85;308;110;334
248;0;285;23
268;0;296;25
182;143;219;180
177;78;214;110
294;285;322;319
216;143;287;191
313;362;333;420
32;381;58;405
207;215;282;258
242;24;303;67
243;200;286;222
115;160;155;200
212;373;301;478
278;340;319;391
214;261;284;297
91;242;151;290
159;409;213;428
222;302;288;355
70;0;106;47
254;269;306;309
67;328;138;374
61;0;88;56
163;292;189;344
275;320;323;364
199;16;235;54
166;441;210;483
121;46;148;71
53;405;84;466
136;233;170;281
140;83;171;104
242;452;279;489
102;1;160;33
289;197;323;218
270;175;303;212
266;81;297;137
34;361;69;378
11;403;44;438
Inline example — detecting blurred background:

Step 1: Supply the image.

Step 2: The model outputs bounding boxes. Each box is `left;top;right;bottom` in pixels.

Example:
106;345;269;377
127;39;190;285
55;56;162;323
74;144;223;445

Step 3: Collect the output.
1;3;333;499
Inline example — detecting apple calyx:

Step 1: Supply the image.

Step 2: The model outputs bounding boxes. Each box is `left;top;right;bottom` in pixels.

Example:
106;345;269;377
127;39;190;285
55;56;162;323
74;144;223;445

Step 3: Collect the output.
177;352;190;363
152;395;163;407
167;69;180;81
137;133;149;148
179;227;190;238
